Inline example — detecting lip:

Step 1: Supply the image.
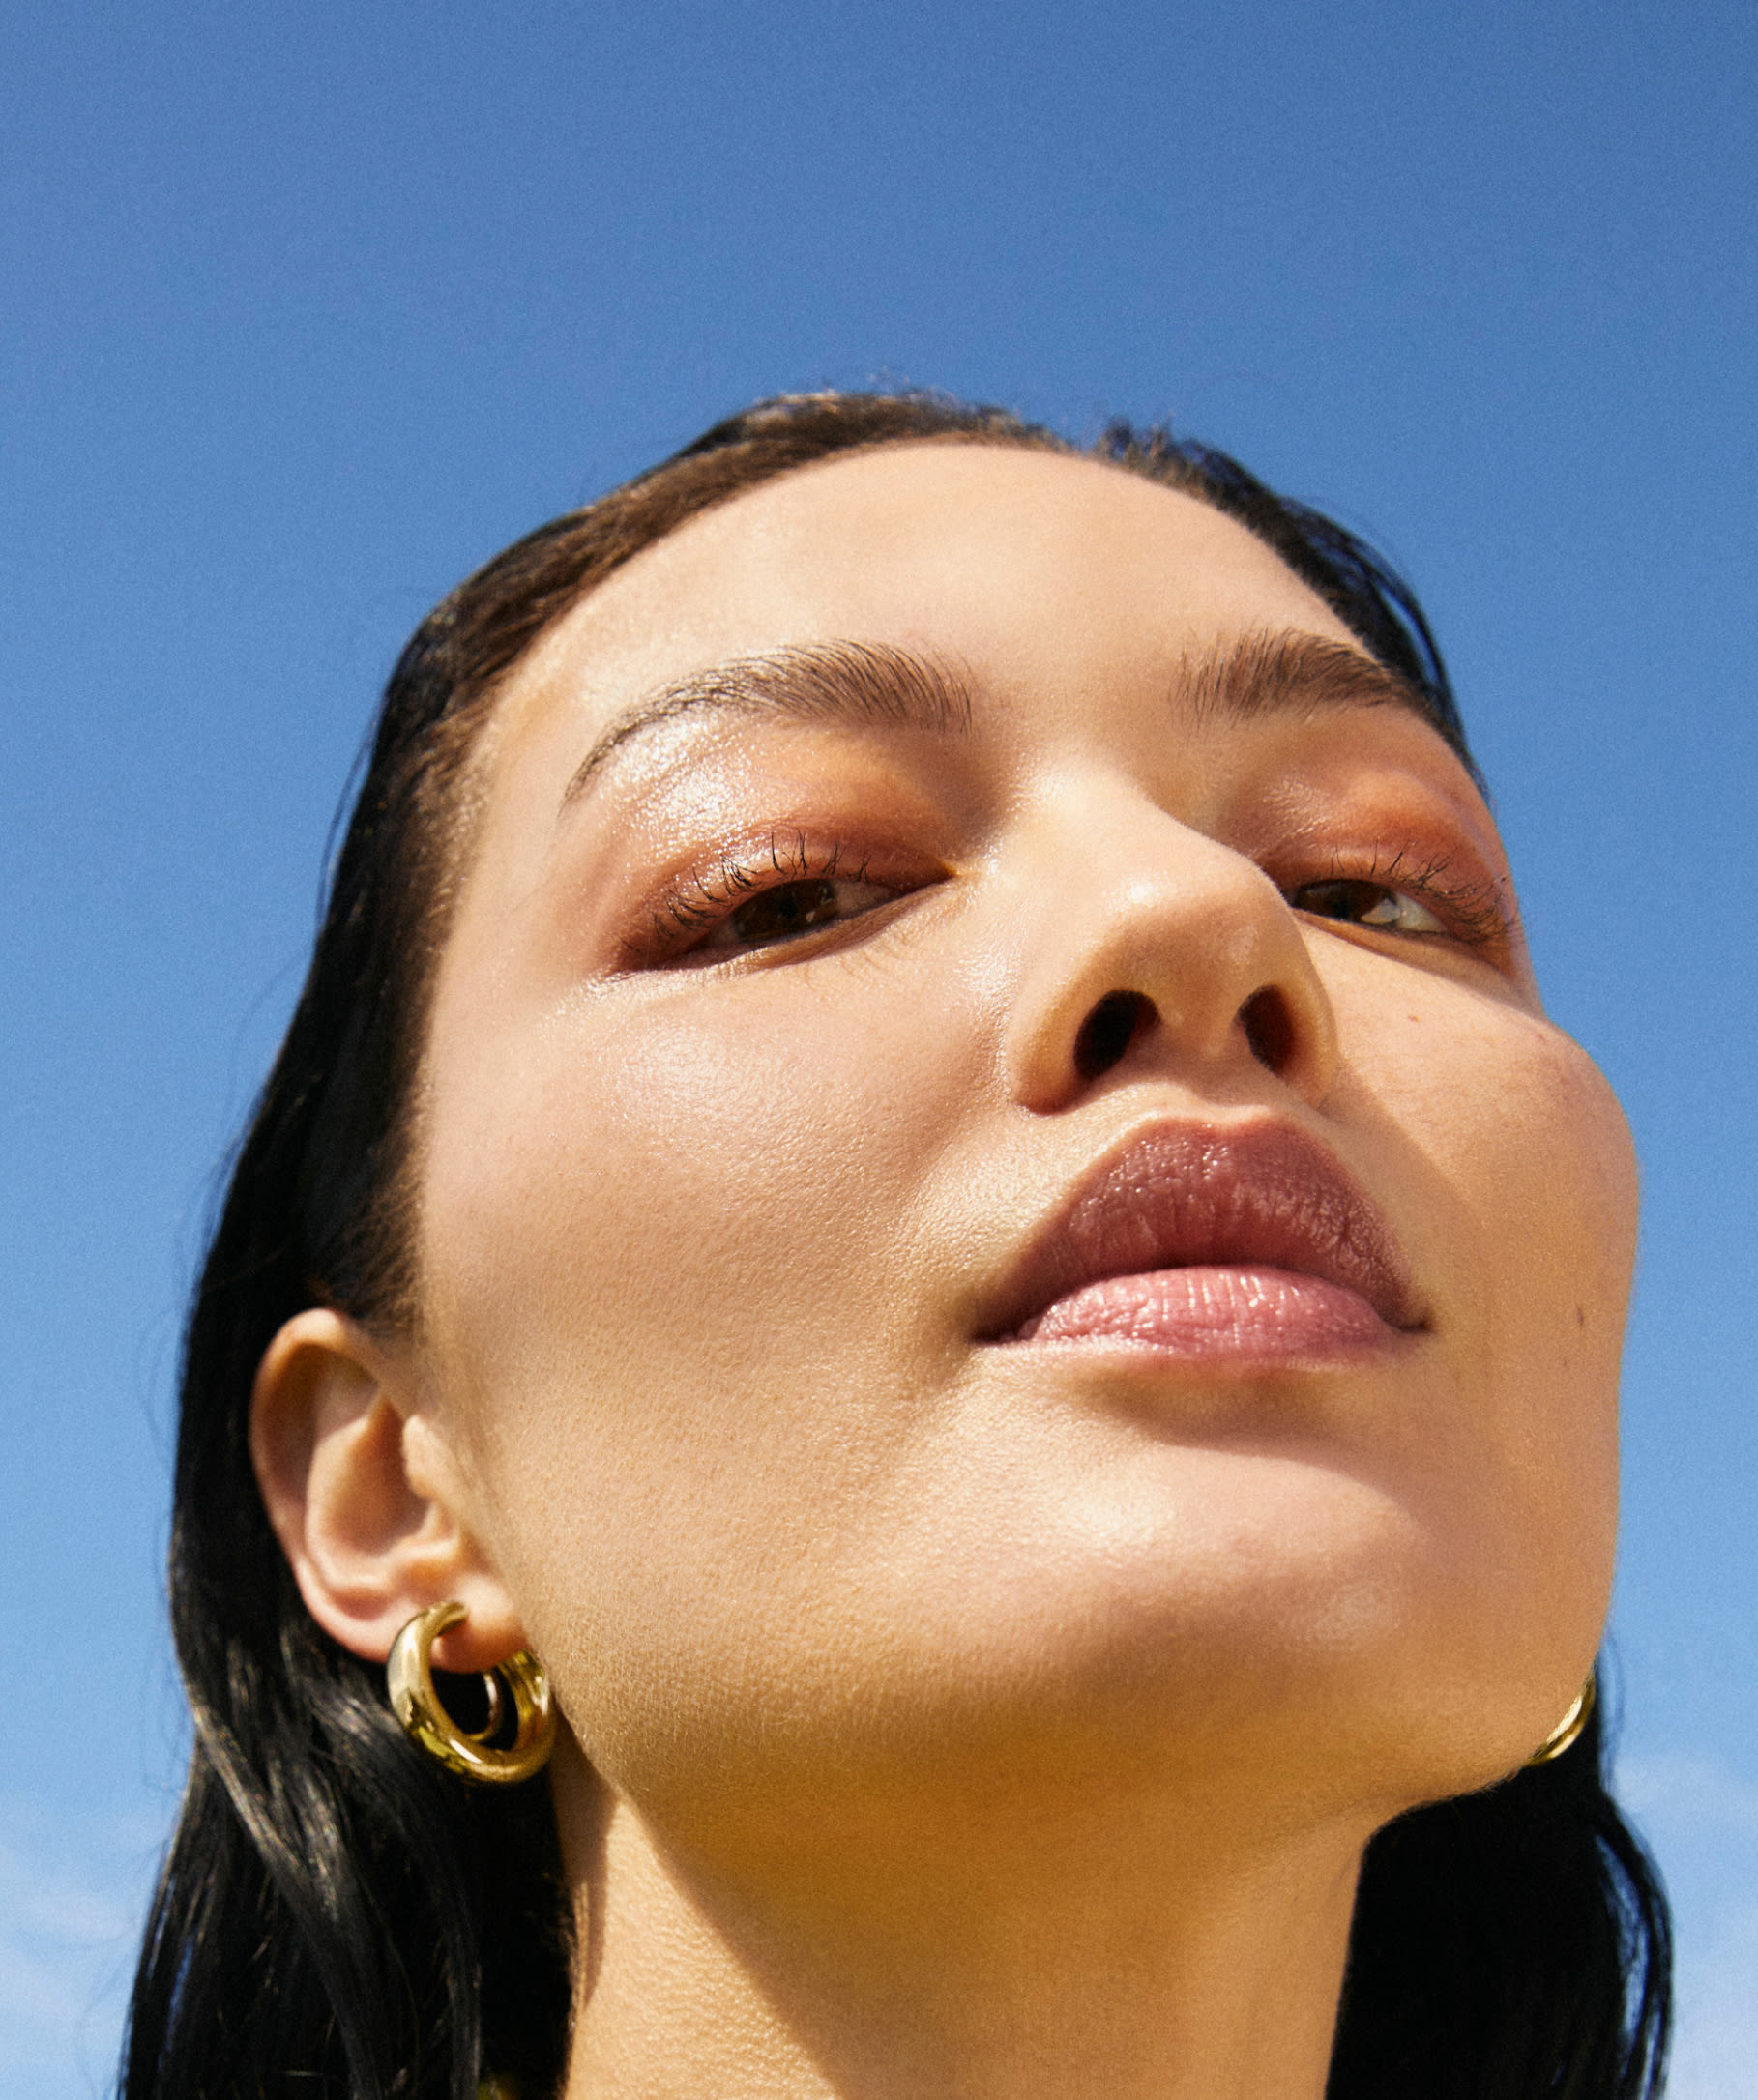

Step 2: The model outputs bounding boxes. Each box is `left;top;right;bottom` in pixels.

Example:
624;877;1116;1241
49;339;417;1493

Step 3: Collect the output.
979;1119;1423;1356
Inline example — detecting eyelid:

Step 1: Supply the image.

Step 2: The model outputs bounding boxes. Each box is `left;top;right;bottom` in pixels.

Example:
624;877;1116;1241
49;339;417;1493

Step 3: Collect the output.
615;828;946;970
1284;846;1520;955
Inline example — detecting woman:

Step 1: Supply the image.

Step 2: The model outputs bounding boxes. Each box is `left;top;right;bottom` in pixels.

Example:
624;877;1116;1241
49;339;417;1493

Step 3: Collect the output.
124;392;1670;2100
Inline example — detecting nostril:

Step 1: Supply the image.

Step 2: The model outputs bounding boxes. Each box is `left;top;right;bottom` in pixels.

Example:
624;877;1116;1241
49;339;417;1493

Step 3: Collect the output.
1074;990;1157;1082
1240;986;1296;1075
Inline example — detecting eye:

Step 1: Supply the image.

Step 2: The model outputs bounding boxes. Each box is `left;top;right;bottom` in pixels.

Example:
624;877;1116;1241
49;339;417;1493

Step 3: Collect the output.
695;874;899;953
627;831;942;970
1290;878;1450;937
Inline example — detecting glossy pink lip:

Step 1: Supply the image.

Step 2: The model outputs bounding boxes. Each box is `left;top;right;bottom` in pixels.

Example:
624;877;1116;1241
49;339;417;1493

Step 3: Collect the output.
981;1121;1422;1356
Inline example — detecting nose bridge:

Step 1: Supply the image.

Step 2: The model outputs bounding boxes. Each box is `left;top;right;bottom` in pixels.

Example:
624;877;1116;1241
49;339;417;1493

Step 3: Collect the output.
999;780;1338;1115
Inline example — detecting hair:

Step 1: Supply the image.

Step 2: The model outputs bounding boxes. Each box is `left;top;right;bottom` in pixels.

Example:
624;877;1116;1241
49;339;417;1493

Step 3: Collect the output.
123;391;1670;2100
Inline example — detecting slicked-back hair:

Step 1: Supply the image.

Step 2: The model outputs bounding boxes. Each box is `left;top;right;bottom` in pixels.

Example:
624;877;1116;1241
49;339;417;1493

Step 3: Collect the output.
123;392;1669;2100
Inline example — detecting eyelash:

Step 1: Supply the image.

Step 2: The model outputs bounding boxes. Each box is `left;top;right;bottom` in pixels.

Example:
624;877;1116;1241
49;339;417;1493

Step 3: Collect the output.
626;832;918;966
625;834;1512;968
1287;847;1513;950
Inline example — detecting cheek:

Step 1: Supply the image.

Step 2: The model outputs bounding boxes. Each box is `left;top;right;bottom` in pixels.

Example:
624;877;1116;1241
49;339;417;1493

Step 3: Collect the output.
1333;965;1635;1645
414;958;987;1704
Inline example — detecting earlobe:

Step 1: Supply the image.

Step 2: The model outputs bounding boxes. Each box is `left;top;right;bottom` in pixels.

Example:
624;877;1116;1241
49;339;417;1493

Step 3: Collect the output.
249;1307;525;1670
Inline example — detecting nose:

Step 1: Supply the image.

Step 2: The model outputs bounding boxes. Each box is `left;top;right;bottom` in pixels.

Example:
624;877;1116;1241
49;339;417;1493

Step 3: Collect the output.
1000;793;1339;1116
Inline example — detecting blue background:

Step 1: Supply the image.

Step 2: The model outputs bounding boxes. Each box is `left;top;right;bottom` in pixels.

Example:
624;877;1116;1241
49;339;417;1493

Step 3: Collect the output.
3;4;1753;2092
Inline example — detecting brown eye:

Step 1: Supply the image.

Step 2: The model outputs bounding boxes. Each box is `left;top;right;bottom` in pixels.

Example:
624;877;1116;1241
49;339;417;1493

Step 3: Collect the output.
726;879;841;946
697;875;897;954
1292;879;1448;935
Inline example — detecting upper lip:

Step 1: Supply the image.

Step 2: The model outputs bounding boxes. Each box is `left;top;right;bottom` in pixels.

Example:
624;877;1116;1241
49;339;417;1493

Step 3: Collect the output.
979;1118;1423;1340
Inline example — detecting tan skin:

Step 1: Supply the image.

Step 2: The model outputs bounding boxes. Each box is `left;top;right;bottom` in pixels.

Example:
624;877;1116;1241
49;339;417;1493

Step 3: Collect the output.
252;443;1636;2100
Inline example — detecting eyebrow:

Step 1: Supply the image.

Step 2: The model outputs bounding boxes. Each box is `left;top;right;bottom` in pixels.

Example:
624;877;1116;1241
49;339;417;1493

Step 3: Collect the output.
1181;629;1441;733
558;627;1441;810
561;641;973;807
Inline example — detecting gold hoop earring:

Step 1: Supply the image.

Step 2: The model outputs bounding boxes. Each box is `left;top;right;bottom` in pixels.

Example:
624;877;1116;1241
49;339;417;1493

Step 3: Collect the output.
387;1601;556;1785
1526;1676;1596;1766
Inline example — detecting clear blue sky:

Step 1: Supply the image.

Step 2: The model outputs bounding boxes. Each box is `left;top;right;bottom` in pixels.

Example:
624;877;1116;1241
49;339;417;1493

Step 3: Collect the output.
3;3;1753;2092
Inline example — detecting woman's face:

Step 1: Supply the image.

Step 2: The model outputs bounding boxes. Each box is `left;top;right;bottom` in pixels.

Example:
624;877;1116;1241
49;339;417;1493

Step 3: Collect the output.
412;443;1634;1842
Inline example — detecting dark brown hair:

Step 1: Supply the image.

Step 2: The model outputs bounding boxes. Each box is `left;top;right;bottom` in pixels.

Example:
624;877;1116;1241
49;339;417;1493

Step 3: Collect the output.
124;392;1667;2100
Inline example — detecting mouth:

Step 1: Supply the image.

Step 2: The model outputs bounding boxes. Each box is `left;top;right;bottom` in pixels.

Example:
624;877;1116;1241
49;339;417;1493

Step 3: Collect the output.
979;1119;1423;1358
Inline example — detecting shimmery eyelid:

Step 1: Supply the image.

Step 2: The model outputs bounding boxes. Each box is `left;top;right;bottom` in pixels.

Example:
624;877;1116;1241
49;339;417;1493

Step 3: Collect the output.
618;828;936;968
615;820;1515;973
1309;844;1518;948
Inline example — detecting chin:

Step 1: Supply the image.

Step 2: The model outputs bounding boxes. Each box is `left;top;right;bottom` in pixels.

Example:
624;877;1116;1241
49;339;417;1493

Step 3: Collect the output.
1037;1460;1587;1790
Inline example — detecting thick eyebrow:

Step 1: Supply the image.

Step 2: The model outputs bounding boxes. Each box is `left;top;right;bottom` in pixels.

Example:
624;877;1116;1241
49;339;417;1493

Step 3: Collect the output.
560;641;973;807
560;627;1443;812
1181;629;1443;735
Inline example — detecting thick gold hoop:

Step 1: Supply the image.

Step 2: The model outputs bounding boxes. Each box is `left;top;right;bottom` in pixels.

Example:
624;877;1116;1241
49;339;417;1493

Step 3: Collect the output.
1526;1676;1596;1767
387;1601;556;1785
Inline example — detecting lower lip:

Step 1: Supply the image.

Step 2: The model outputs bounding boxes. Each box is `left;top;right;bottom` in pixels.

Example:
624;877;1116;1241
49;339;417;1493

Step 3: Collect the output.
1008;1267;1394;1356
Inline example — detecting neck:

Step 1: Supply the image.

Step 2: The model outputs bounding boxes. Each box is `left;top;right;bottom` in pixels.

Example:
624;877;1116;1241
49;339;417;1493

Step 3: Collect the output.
555;1750;1369;2100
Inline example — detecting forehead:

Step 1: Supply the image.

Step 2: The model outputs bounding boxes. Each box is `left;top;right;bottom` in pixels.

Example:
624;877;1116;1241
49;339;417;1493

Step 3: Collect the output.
499;442;1364;740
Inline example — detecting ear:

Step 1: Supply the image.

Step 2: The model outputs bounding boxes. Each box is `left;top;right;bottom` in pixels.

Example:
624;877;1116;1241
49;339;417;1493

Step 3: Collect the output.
250;1307;526;1674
